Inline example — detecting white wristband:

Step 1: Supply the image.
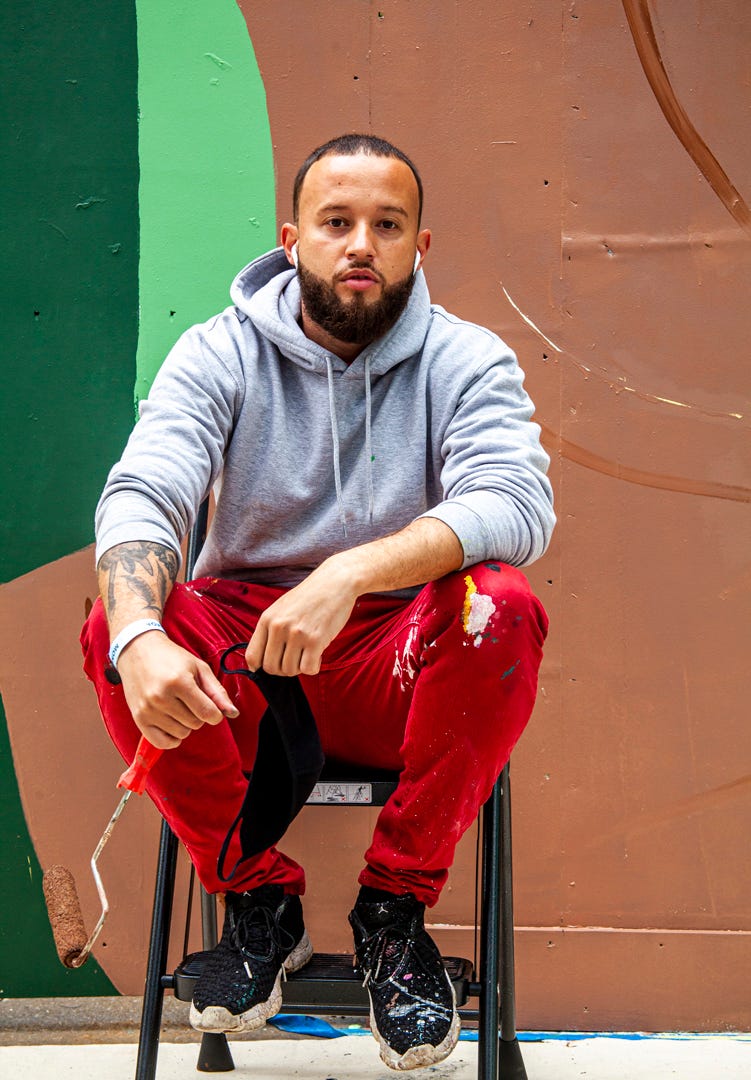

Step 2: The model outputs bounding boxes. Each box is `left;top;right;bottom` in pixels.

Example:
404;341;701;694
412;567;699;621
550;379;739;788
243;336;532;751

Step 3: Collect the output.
108;619;166;669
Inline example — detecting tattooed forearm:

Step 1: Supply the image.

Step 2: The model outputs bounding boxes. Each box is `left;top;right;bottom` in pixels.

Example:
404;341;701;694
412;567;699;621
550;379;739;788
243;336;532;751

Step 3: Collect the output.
97;541;179;629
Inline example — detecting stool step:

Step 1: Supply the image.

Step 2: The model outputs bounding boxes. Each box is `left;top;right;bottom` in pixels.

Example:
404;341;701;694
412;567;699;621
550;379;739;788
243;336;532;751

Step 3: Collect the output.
172;951;473;1011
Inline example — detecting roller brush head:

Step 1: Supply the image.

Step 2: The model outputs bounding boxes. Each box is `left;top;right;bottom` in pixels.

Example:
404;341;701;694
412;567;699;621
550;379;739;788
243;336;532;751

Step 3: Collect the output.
42;864;89;968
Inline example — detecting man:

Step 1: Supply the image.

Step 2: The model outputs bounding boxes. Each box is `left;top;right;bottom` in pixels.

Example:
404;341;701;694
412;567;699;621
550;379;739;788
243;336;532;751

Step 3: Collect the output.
82;134;554;1071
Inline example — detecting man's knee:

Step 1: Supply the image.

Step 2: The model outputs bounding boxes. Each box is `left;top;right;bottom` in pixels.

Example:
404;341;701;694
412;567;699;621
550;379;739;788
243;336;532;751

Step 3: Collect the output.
429;562;544;631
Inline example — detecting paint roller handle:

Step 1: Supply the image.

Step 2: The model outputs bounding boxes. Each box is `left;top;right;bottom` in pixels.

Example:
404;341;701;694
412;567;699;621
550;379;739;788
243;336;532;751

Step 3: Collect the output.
117;736;163;794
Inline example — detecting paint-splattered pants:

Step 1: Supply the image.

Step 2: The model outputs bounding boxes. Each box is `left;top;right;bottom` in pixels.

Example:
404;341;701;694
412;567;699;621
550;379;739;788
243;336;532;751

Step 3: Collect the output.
81;563;548;906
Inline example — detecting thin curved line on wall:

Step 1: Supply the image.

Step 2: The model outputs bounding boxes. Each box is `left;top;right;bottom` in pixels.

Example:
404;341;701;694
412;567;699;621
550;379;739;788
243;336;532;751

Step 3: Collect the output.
501;285;746;426
540;423;751;504
622;0;751;237
501;285;750;503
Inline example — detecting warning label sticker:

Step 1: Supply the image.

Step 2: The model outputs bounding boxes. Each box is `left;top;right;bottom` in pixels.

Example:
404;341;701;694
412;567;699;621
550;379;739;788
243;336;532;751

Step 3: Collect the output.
306;782;373;804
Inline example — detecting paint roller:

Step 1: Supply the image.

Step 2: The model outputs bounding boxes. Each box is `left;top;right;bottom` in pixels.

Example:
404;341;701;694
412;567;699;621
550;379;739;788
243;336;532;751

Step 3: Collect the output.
43;735;162;968
45;498;212;967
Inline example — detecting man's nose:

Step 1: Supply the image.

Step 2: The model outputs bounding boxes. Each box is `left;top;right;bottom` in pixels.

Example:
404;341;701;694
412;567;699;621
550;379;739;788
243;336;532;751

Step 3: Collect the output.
345;223;375;261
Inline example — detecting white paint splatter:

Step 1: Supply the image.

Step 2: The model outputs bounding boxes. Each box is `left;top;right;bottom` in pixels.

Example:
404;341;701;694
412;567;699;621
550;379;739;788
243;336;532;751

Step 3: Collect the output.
392;624;420;691
466;591;496;646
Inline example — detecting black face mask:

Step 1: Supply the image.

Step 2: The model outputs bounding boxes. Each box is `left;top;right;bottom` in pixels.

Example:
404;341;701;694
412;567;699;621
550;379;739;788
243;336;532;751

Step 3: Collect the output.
216;645;324;883
297;259;416;345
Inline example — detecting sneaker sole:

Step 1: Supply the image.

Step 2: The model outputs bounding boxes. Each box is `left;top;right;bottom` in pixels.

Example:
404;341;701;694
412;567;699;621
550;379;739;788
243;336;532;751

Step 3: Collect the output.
189;930;313;1034
369;973;460;1072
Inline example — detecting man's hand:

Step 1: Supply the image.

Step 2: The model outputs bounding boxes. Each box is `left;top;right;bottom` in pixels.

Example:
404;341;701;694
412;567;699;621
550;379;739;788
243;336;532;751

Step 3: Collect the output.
246;559;359;676
117;631;238;750
246;518;463;677
96;540;237;750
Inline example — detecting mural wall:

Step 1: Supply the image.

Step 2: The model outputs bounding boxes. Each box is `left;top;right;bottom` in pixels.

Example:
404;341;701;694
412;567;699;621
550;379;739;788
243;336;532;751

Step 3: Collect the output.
1;0;749;1031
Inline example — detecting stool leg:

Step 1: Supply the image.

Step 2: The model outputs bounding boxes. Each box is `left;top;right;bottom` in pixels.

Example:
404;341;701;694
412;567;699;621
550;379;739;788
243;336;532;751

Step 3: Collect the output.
498;764;527;1079
478;774;502;1080
135;818;178;1080
196;884;235;1072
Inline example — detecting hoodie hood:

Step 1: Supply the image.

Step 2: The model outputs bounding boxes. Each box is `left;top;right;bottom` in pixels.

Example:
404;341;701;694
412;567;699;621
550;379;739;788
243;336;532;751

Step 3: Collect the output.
229;247;433;534
229;246;432;377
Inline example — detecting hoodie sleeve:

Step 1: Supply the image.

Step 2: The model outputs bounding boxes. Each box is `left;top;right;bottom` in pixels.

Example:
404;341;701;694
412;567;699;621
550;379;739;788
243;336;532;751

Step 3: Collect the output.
418;327;555;568
94;316;245;567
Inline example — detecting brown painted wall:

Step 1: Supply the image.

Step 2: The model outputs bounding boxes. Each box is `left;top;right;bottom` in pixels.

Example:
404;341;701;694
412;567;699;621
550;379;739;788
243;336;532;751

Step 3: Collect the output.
3;0;749;1031
241;0;751;1031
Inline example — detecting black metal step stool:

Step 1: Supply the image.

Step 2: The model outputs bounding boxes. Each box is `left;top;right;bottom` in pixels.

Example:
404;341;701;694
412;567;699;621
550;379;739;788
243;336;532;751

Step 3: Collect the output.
132;505;527;1078
134;760;526;1080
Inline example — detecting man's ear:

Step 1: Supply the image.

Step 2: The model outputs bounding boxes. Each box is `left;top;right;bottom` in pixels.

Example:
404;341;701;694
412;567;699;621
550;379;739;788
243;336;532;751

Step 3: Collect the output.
416;229;432;263
281;223;299;267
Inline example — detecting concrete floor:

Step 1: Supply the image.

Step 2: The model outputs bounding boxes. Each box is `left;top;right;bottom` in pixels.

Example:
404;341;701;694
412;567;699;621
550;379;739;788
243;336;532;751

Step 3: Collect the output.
0;1000;748;1079
1;1033;751;1079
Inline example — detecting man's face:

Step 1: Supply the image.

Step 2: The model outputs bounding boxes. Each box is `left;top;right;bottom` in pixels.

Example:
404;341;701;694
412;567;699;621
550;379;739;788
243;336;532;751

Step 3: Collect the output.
284;153;430;350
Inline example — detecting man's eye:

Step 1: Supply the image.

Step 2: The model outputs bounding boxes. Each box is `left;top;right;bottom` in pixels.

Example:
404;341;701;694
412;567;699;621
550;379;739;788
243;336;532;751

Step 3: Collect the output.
327;218;346;228
379;220;398;230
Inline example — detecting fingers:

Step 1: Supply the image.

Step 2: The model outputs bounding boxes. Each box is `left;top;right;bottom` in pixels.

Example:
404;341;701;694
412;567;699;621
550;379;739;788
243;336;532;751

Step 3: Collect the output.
193;659;239;719
137;723;189;751
127;690;214;748
118;637;238;747
246;619;323;677
298;650;323;677
244;566;357;676
244;621;268;673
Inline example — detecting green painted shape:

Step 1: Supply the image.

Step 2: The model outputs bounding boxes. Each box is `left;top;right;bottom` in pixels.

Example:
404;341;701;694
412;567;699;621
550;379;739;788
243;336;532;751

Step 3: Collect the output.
0;698;115;995
135;0;276;402
0;0;138;995
0;2;139;585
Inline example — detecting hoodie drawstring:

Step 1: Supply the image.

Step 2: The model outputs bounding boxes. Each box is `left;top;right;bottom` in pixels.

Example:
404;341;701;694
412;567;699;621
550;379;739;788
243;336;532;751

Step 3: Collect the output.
325;356;348;537
324;355;376;536
364;355;374;524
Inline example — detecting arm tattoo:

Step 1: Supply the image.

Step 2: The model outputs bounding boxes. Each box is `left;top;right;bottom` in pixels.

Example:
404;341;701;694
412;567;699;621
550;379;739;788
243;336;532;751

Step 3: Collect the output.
98;541;179;620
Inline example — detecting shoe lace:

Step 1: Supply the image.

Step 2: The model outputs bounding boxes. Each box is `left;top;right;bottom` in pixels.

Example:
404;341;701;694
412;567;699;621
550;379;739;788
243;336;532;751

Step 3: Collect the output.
230;901;296;978
358;918;428;988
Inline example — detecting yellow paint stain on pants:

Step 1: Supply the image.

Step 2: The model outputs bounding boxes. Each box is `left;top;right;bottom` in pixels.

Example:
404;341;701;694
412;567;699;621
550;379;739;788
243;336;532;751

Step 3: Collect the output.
462;574;477;632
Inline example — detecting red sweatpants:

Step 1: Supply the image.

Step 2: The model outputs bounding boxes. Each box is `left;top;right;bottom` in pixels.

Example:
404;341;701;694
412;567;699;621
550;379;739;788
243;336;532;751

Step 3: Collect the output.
81;563;548;907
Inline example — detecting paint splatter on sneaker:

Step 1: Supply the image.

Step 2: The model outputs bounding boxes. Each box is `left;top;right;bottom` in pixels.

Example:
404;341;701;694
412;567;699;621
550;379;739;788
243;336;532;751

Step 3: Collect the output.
349;889;459;1071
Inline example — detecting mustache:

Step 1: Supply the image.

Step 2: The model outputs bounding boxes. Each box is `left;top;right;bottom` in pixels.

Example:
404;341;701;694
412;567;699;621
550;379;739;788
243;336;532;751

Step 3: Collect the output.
335;263;387;286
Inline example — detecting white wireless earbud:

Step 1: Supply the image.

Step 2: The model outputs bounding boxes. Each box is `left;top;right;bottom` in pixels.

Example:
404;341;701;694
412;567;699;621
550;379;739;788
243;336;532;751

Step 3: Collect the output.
413;250;421;275
291;242;299;268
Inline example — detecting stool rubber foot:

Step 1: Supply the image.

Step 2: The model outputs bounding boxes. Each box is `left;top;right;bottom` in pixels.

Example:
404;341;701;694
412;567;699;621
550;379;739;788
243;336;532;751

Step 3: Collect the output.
499;1036;527;1079
196;1031;235;1072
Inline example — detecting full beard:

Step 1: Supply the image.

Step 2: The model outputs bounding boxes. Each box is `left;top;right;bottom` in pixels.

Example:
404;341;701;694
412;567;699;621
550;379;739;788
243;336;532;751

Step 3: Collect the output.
297;260;416;345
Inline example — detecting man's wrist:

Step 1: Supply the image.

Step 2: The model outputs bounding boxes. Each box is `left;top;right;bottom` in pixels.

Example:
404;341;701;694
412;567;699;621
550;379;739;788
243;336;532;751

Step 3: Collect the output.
322;519;464;597
322;548;370;597
108;619;166;669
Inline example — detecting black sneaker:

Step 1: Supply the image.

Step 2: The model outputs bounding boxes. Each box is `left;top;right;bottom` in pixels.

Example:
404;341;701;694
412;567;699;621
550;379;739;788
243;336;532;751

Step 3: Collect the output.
189;883;312;1033
349;889;460;1071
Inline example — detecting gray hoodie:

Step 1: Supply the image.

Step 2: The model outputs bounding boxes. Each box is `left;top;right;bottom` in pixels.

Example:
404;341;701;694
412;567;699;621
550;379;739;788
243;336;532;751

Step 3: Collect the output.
95;248;554;589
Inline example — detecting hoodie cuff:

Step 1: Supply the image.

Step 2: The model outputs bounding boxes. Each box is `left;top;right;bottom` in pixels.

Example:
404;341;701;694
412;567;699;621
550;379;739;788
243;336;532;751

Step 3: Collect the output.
417;501;491;569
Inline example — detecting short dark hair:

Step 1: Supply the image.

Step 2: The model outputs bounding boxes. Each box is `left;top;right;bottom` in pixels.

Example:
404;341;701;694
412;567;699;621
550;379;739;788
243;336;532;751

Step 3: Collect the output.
292;134;423;224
